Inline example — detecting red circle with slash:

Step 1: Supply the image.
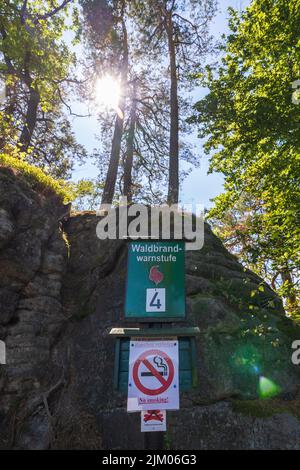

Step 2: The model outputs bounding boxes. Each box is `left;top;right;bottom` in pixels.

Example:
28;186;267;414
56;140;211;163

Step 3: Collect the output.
132;349;174;396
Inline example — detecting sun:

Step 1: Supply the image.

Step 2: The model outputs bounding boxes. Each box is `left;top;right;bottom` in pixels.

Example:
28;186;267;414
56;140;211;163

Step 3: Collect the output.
94;75;121;113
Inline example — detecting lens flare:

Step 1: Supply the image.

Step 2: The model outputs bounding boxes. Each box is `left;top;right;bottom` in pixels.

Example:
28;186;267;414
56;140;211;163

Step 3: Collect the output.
231;345;261;375
259;376;281;399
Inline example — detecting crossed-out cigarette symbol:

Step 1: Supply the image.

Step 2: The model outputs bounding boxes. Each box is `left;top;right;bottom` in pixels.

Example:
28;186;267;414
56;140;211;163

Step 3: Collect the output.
133;349;174;395
141;356;168;377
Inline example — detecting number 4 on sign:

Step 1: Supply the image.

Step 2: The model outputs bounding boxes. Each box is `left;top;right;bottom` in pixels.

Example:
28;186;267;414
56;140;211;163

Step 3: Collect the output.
146;288;166;312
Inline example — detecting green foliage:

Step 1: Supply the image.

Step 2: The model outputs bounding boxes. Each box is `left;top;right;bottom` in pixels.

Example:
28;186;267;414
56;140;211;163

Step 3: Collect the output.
72;178;103;210
0;150;75;203
0;1;74;109
191;0;300;316
0;149;100;208
0;0;86;178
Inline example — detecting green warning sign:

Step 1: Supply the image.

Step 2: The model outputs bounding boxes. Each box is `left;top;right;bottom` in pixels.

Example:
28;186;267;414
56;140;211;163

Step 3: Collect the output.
125;241;185;321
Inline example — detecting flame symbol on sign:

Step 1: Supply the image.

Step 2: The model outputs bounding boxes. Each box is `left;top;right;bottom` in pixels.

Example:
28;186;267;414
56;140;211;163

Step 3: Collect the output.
149;266;164;286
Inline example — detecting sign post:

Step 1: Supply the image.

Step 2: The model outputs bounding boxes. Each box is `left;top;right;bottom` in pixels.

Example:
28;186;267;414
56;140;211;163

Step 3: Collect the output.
118;239;187;448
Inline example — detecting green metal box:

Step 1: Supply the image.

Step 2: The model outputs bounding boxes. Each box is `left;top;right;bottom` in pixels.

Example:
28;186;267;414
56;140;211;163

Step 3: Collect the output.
114;337;197;392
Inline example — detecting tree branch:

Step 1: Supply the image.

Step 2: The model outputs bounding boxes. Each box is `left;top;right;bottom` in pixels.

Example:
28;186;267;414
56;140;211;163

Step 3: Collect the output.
57;88;91;118
35;0;72;21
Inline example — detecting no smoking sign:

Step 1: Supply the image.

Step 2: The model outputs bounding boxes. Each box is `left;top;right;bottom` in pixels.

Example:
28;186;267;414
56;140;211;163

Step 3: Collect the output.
127;340;179;412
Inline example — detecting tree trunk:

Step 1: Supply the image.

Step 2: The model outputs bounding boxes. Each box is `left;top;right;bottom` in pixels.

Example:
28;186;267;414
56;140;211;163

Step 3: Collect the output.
101;13;128;206
19;86;40;152
123;82;137;202
280;269;298;313
166;12;179;205
101;112;125;205
0;82;17;149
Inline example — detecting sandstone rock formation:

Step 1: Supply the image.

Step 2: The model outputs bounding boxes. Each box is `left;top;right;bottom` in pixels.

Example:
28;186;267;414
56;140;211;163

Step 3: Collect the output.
0;167;300;449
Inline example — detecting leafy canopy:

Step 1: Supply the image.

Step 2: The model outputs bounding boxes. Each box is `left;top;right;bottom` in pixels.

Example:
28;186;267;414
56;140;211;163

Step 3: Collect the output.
190;0;300;315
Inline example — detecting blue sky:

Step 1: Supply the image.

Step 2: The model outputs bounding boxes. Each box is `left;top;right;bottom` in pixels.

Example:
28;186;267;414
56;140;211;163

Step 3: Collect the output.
70;0;250;208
